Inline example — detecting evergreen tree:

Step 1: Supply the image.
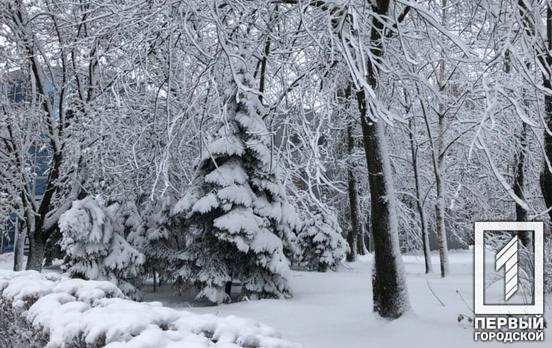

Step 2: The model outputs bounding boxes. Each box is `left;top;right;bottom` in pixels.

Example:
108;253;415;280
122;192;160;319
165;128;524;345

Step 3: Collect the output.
295;204;347;272
59;196;145;299
116;200;146;250
143;195;180;290
172;67;295;304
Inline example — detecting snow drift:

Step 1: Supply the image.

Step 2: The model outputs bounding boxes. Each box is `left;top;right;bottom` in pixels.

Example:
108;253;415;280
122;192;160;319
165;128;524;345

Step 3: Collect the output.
0;270;300;348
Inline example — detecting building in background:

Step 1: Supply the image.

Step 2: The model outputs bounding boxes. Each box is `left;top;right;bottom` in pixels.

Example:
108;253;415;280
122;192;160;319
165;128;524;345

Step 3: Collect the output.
0;70;49;253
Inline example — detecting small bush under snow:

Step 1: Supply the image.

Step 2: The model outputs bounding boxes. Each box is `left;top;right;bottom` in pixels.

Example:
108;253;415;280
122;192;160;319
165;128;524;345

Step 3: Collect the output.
295;205;347;272
58;196;145;299
0;270;300;348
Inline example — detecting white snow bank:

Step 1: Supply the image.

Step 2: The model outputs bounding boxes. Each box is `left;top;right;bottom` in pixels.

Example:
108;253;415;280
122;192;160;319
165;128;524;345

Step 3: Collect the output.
0;252;14;270
0;270;300;348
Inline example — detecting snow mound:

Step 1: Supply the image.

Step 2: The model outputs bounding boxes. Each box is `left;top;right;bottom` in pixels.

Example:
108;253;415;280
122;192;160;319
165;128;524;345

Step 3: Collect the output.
0;270;300;348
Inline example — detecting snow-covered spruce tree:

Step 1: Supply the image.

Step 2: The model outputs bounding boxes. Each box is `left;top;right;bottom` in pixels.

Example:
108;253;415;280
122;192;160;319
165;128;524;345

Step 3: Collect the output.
58;196;145;299
295;204;347;272
117;200;146;247
143;195;181;290
172;68;296;304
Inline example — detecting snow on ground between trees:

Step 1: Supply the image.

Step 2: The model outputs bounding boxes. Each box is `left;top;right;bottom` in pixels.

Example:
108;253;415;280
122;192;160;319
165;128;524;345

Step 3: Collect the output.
1;251;550;348
0;270;300;348
162;251;552;348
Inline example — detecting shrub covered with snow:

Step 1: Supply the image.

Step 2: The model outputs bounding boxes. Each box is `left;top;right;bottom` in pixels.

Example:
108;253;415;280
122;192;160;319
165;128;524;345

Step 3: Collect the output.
295;205;347;272
171;66;296;304
58;196;145;298
0;270;300;348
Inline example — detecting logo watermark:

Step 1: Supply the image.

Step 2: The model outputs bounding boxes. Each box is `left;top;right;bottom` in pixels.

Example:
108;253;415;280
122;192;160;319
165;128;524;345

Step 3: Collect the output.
495;235;519;301
474;221;545;343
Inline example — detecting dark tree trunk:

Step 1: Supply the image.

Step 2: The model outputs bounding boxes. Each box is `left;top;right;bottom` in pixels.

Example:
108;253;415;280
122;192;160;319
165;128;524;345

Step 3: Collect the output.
504;26;531;246
11;3;67;273
346;123;361;262
527;0;552;222
224;280;232;298
357;227;367;255
514;123;532;248
357;91;409;318
354;0;410;319
513;123;527;224
25;232;46;271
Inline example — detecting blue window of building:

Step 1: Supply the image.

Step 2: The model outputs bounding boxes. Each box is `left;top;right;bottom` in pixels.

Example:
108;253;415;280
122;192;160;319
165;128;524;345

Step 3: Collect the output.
0;214;16;253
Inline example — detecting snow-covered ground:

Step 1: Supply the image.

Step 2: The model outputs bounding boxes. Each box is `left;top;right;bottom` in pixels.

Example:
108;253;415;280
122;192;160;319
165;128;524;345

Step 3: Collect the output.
0;252;13;271
1;251;550;347
147;251;552;348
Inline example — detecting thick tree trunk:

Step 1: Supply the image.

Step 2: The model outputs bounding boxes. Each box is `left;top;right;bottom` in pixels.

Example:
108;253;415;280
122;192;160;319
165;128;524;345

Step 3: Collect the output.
354;0;409;319
357;92;410;319
346;124;361;262
25;231;45;271
408;118;432;273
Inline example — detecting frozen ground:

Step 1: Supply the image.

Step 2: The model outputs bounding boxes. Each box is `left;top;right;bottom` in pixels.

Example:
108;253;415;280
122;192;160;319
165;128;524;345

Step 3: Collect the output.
1;250;550;347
